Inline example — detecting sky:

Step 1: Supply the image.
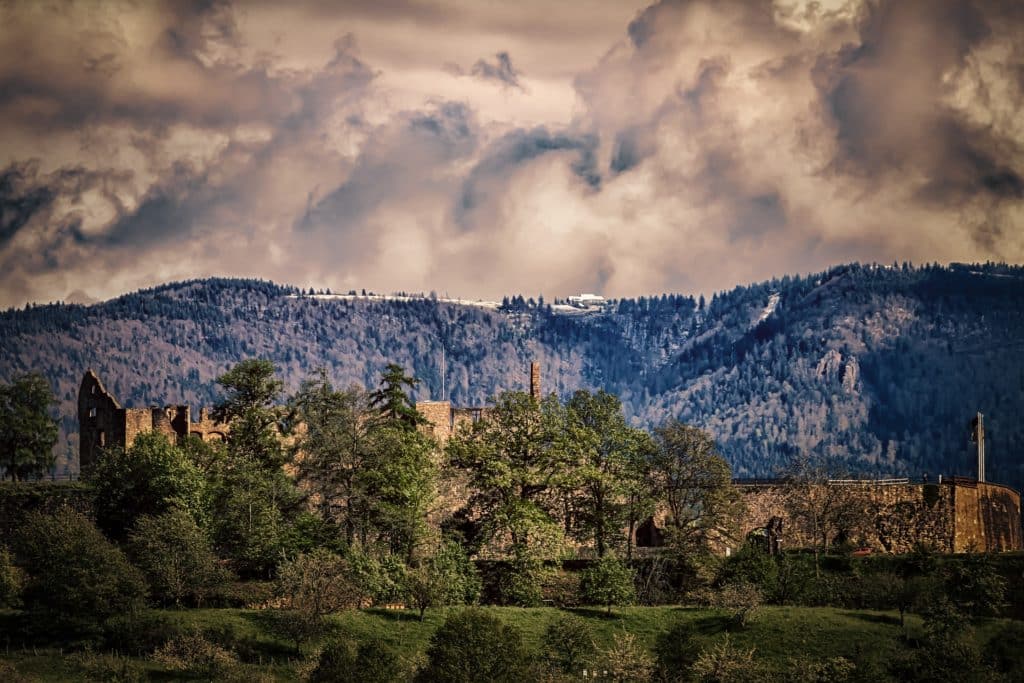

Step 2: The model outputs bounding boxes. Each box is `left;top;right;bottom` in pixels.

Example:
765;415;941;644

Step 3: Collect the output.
1;0;1022;308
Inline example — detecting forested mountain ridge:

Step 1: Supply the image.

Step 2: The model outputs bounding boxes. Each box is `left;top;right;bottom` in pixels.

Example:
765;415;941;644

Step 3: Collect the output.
2;263;1023;491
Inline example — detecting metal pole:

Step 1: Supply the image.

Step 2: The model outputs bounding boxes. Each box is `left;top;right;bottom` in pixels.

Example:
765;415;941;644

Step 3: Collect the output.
977;412;985;483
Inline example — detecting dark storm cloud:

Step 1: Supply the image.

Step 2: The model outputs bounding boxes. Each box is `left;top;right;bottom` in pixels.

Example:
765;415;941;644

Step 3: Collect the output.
298;101;478;234
470;52;523;90
2;0;1024;307
457;127;599;226
0;162;58;247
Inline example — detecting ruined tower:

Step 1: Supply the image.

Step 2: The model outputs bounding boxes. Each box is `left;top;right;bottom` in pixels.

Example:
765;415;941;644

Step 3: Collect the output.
530;361;541;402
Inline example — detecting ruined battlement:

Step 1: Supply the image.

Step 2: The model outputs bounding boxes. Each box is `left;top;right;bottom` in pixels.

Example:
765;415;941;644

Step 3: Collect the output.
78;370;226;472
737;478;1022;554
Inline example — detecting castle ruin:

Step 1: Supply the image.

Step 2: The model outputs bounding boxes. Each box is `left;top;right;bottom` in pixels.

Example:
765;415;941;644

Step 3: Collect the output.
78;370;226;472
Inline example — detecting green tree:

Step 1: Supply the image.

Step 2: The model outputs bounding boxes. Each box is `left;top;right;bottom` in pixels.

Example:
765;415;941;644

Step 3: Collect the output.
447;391;570;562
0;373;58;481
361;423;438;561
647;420;743;555
404;539;481;620
563;390;654;558
541;613;595;676
579;554;636;614
944;552;1006;616
290;371;372;545
309;639;403;683
272;548;360;652
208;360;304;576
368;363;427;430
13;509;146;634
213;359;288;470
90;432;206;540
127;509;229;607
416;609;533;683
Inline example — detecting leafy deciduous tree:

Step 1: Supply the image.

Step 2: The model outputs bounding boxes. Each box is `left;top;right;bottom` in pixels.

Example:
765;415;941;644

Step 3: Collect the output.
647;420;743;555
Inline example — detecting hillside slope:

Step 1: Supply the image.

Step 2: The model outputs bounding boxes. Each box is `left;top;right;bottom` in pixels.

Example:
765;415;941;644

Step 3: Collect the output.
2;263;1023;491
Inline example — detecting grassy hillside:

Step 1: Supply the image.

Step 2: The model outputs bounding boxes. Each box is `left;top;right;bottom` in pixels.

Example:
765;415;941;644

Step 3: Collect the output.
0;605;1016;681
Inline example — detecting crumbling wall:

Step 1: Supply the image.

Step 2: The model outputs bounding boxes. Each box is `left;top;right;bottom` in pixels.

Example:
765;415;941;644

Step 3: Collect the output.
738;480;1020;554
188;407;228;442
417;400;453;443
77;370;125;473
954;481;1022;552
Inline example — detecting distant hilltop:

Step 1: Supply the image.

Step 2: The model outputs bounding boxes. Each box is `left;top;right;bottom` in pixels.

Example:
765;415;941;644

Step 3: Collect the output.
3;262;1024;494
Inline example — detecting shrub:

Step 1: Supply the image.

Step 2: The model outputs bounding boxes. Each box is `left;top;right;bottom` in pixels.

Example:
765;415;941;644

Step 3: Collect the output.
541;613;595;675
784;656;856;682
405;540;481;619
497;556;550;607
151;631;239;679
716;543;778;597
127;509;230;607
272;548;359;651
309;639;403;683
986;620;1024;677
13;508;147;636
599;632;654;682
72;650;146;683
692;634;759;683
654;621;702;682
0;545;23;608
944;552;1006;616
102;611;185;655
579;555;636;614
415;608;532;683
712;581;762;629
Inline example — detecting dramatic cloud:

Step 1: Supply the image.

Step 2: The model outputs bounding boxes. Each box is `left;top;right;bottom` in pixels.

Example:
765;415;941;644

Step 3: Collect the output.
0;0;1022;307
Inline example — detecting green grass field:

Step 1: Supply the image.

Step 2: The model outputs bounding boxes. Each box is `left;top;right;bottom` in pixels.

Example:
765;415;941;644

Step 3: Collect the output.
0;605;1014;681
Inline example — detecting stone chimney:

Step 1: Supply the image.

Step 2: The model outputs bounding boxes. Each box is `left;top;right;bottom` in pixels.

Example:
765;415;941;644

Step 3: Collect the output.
530;361;541;402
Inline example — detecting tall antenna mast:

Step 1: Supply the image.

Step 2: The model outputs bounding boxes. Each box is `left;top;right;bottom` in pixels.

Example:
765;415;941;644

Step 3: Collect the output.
971;412;985;482
976;412;985;483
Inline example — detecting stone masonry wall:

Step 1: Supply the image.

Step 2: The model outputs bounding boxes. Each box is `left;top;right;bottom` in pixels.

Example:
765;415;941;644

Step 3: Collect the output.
739;480;1020;554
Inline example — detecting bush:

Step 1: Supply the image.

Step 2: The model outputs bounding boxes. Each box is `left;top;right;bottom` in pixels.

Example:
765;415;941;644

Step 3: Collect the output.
272;548;359;651
542;569;582;607
986;620;1024;677
13;508;147;636
541;613;595;675
127;509;230;607
151;631;239;679
72;650;146;683
692;634;760;683
416;608;532;683
944;552;1006;616
102;611;185;655
309;639;403;683
599;632;654;682
497;556;550;607
405;540;481;619
579;555;636;614
0;545;23;608
694;580;762;629
654;621;701;682
716;543;778;597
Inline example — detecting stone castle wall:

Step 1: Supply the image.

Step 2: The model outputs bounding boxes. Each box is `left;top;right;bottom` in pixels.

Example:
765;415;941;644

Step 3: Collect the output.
738;479;1021;554
78;370;227;470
